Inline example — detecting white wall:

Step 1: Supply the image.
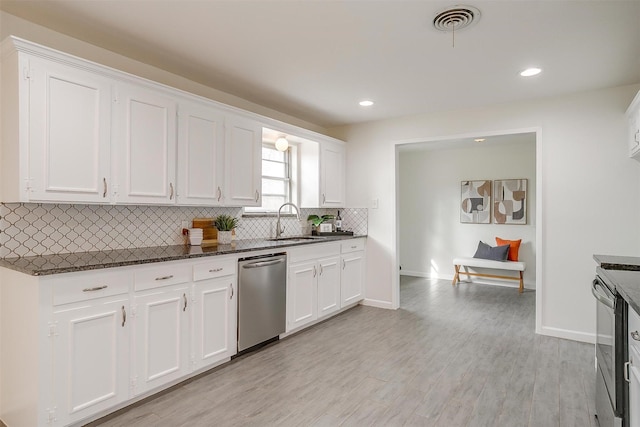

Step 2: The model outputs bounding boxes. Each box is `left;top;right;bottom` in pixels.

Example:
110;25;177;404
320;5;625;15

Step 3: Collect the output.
0;11;326;135
398;136;536;288
330;84;640;342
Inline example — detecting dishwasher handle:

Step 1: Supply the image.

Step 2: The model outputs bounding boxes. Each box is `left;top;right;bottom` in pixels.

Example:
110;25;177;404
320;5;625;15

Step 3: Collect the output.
242;258;285;269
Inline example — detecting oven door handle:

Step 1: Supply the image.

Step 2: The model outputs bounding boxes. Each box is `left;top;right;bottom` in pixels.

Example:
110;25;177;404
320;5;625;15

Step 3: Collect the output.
592;279;615;309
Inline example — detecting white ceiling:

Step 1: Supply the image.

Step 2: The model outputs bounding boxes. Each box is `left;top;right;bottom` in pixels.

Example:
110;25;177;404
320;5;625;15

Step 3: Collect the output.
2;0;639;129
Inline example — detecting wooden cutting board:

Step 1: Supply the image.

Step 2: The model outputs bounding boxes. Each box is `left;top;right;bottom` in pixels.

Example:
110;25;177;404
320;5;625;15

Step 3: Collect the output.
192;218;217;245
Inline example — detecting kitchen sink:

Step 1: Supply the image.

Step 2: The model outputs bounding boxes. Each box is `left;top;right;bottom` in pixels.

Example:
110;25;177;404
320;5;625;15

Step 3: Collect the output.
266;236;326;242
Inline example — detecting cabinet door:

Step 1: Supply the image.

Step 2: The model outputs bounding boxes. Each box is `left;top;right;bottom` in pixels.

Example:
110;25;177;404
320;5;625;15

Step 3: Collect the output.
317;256;341;319
114;83;177;204
134;286;190;395
192;278;236;371
287;261;317;331
52;297;129;426
320;142;345;207
341;252;365;306
631;360;640;427
177;102;225;205
225;115;262;206
28;58;112;203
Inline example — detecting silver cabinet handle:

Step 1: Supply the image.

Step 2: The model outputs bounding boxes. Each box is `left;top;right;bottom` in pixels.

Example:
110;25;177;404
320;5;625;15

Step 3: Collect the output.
183;293;187;312
625;361;631;382
83;285;107;292
351;246;357;249
209;268;223;273
217;186;222;202
342;259;346;269
103;178;107;198
169;183;174;200
319;264;323;276
632;331;640;341
255;190;259;202
122;306;126;327
313;265;317;278
322;193;326;204
155;275;174;281
229;283;234;299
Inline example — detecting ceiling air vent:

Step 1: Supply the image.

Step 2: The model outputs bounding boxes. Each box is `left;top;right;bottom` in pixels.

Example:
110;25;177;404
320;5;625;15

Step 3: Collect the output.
433;5;480;32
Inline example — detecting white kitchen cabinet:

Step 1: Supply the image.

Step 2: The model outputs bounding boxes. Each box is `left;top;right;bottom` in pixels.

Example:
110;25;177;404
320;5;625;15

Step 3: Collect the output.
317;256;341;319
224;114;262;206
320;142;346;208
1;47;113;203
191;258;237;370
341;239;366;306
287;260;318;331
52;296;130;426
628;90;640;159
629;305;640;427
113;82;177;204
286;242;344;332
177;102;226;205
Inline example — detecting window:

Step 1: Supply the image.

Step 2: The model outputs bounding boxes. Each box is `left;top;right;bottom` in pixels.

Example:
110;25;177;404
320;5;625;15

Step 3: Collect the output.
245;143;296;214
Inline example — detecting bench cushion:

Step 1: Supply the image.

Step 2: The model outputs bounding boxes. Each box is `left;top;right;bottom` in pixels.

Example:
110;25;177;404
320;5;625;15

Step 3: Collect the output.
453;257;525;271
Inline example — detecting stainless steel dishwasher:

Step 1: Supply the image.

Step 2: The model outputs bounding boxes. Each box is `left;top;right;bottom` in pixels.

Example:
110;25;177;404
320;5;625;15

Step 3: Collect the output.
237;253;287;352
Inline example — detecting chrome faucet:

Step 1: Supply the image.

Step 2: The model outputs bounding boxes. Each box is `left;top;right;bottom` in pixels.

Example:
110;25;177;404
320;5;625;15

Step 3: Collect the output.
276;202;300;239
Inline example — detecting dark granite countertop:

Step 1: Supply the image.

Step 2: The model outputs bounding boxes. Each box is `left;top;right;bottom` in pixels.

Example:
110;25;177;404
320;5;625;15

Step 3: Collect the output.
597;268;640;315
594;254;640;271
0;235;365;276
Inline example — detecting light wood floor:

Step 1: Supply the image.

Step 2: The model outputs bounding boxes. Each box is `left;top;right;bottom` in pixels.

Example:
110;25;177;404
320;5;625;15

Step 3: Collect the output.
90;277;596;427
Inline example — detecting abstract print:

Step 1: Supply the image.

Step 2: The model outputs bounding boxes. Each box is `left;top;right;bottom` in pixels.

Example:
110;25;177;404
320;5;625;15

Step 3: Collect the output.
493;179;527;224
460;180;491;224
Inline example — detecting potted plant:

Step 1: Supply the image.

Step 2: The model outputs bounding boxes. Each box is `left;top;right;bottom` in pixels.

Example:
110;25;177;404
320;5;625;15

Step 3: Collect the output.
307;214;334;235
214;214;239;244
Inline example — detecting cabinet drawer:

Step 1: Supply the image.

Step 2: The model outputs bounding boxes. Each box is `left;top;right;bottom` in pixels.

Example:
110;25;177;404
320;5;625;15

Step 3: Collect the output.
134;263;190;291
193;259;236;281
630;306;640;352
51;270;131;306
341;238;365;254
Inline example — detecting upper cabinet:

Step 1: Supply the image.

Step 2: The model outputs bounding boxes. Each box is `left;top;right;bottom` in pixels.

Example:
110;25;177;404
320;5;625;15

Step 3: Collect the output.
113;83;177;204
0;37;343;207
224;114;262;206
300;139;346;208
176;102;225;205
1;50;113;203
320;142;345;208
629;90;640;160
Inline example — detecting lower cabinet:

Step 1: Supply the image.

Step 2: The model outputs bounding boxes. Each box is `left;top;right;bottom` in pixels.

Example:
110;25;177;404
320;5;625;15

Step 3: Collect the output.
1;256;238;426
191;275;236;371
629;305;640;427
288;260;318;330
286;238;366;333
52;295;130;426
133;285;190;395
340;239;366;307
317;256;341;318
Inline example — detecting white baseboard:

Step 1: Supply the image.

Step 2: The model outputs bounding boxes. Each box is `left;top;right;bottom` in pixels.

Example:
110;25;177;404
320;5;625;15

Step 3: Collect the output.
400;270;432;278
538;325;595;344
401;270;536;290
361;298;394;310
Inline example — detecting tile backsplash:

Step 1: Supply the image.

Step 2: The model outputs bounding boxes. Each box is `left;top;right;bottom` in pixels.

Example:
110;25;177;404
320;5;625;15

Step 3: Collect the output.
0;203;367;258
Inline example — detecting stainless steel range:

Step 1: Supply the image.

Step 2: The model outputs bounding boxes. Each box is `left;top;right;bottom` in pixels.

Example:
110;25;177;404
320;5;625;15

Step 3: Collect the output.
593;268;628;427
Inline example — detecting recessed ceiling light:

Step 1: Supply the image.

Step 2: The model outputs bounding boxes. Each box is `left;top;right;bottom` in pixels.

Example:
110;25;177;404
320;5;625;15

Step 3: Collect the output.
359;100;374;107
520;67;542;77
474;138;485;143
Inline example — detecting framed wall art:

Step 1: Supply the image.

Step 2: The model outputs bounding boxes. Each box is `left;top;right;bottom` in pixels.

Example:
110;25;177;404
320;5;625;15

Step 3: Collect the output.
493;179;527;224
460;180;491;224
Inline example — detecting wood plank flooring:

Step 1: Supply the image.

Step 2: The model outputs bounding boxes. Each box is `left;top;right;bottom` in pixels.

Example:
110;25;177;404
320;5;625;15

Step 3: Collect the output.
90;277;596;427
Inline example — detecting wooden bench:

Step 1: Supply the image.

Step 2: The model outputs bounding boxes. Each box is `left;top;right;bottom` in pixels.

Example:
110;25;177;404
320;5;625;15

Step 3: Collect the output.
452;257;526;293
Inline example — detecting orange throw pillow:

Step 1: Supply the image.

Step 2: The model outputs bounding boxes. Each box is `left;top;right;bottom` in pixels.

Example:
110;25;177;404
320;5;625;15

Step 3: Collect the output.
495;237;521;261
